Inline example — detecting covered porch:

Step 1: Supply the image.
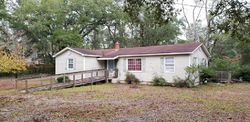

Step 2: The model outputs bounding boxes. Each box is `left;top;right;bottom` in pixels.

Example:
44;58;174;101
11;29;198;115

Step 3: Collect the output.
101;59;118;79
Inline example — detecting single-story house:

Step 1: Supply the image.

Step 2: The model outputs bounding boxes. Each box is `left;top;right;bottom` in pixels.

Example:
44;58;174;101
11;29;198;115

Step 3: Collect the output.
53;42;211;84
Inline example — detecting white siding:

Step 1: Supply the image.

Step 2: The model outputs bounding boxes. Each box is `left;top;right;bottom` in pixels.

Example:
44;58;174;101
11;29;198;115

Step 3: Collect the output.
84;57;105;70
84;57;105;78
116;55;190;83
55;50;105;80
55;50;85;74
189;46;209;85
190;47;209;66
55;50;85;80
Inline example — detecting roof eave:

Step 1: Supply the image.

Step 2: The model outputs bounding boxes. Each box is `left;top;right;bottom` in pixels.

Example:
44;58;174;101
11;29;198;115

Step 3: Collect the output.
193;43;211;58
97;52;192;60
53;47;100;58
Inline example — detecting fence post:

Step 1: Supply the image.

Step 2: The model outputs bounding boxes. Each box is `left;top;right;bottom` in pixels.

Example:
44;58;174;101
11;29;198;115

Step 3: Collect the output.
220;72;222;82
105;70;108;83
91;72;93;90
25;80;28;93
63;74;66;83
81;73;83;83
228;71;232;83
41;78;43;86
50;76;53;90
73;74;76;87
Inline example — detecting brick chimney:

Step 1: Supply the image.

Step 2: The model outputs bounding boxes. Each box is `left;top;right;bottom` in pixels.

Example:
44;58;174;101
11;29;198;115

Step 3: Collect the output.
114;41;120;50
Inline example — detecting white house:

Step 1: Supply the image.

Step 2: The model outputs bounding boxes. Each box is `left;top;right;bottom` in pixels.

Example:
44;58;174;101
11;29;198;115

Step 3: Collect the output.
53;42;211;84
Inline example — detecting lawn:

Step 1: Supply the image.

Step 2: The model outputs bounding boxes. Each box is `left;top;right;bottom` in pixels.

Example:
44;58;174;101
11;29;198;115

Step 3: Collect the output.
0;83;249;121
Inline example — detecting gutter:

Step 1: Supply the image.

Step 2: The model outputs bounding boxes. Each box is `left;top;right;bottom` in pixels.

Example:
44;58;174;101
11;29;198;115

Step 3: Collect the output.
97;52;192;60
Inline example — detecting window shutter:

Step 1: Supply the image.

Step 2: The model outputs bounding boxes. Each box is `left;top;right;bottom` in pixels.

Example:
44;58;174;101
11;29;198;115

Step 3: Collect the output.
123;58;126;72
160;57;164;73
142;58;146;72
65;59;68;71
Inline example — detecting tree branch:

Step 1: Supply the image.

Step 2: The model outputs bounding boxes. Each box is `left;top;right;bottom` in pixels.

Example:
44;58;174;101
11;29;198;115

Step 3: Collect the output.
182;0;190;29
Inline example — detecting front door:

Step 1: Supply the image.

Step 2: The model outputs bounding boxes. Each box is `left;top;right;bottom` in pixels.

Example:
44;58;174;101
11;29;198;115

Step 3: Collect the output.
107;60;115;71
107;60;116;78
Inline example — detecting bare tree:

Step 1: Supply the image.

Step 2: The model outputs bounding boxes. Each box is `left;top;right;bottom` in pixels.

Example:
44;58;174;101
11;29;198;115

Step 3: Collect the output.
204;0;220;53
182;0;204;42
181;0;220;54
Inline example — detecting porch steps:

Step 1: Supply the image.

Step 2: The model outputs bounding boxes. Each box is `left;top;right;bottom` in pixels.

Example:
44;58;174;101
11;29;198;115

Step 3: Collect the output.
111;78;119;83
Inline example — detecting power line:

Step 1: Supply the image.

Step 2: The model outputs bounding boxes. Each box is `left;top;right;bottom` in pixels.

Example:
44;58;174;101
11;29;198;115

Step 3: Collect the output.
175;3;207;8
175;2;250;9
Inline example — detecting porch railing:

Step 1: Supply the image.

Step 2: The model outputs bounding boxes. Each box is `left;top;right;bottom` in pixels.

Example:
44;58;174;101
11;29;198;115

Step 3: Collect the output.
15;69;109;93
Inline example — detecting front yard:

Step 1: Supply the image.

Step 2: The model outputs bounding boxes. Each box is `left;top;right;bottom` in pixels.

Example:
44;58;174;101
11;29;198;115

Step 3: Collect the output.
0;82;250;121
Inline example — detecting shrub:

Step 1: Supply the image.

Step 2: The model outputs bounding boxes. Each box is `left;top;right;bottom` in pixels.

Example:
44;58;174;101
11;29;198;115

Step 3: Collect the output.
200;66;216;82
152;76;170;86
209;58;238;71
171;65;201;88
173;77;188;88
234;65;250;82
200;67;216;78
185;65;200;86
125;73;140;84
23;64;55;75
57;76;70;83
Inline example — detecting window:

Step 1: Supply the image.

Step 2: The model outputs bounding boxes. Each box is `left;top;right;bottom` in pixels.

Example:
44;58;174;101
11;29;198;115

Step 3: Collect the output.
165;57;174;73
68;59;74;70
128;59;141;71
201;58;207;66
193;57;198;65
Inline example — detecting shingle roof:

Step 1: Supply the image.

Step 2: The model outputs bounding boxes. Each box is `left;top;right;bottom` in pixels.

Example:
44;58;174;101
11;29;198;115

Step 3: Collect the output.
71;42;202;58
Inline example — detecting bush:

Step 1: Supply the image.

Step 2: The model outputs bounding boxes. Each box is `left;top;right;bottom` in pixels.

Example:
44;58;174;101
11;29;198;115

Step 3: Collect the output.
209;58;238;71
168;65;200;88
200;66;216;82
57;76;70;83
234;65;250;82
152;76;170;86
125;73;140;84
173;77;194;88
200;67;216;78
184;65;200;87
19;64;55;76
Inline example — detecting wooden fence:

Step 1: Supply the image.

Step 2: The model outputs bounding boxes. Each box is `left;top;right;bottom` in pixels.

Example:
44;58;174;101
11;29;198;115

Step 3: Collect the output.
216;71;232;83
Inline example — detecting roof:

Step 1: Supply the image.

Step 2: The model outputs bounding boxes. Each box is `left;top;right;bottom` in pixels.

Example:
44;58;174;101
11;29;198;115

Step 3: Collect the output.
53;42;210;59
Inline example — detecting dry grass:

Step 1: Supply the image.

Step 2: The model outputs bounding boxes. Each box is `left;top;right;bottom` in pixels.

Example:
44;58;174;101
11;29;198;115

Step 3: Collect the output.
0;83;249;121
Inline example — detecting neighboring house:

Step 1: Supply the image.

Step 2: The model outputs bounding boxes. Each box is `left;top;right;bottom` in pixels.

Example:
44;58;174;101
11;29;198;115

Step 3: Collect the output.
53;42;211;84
